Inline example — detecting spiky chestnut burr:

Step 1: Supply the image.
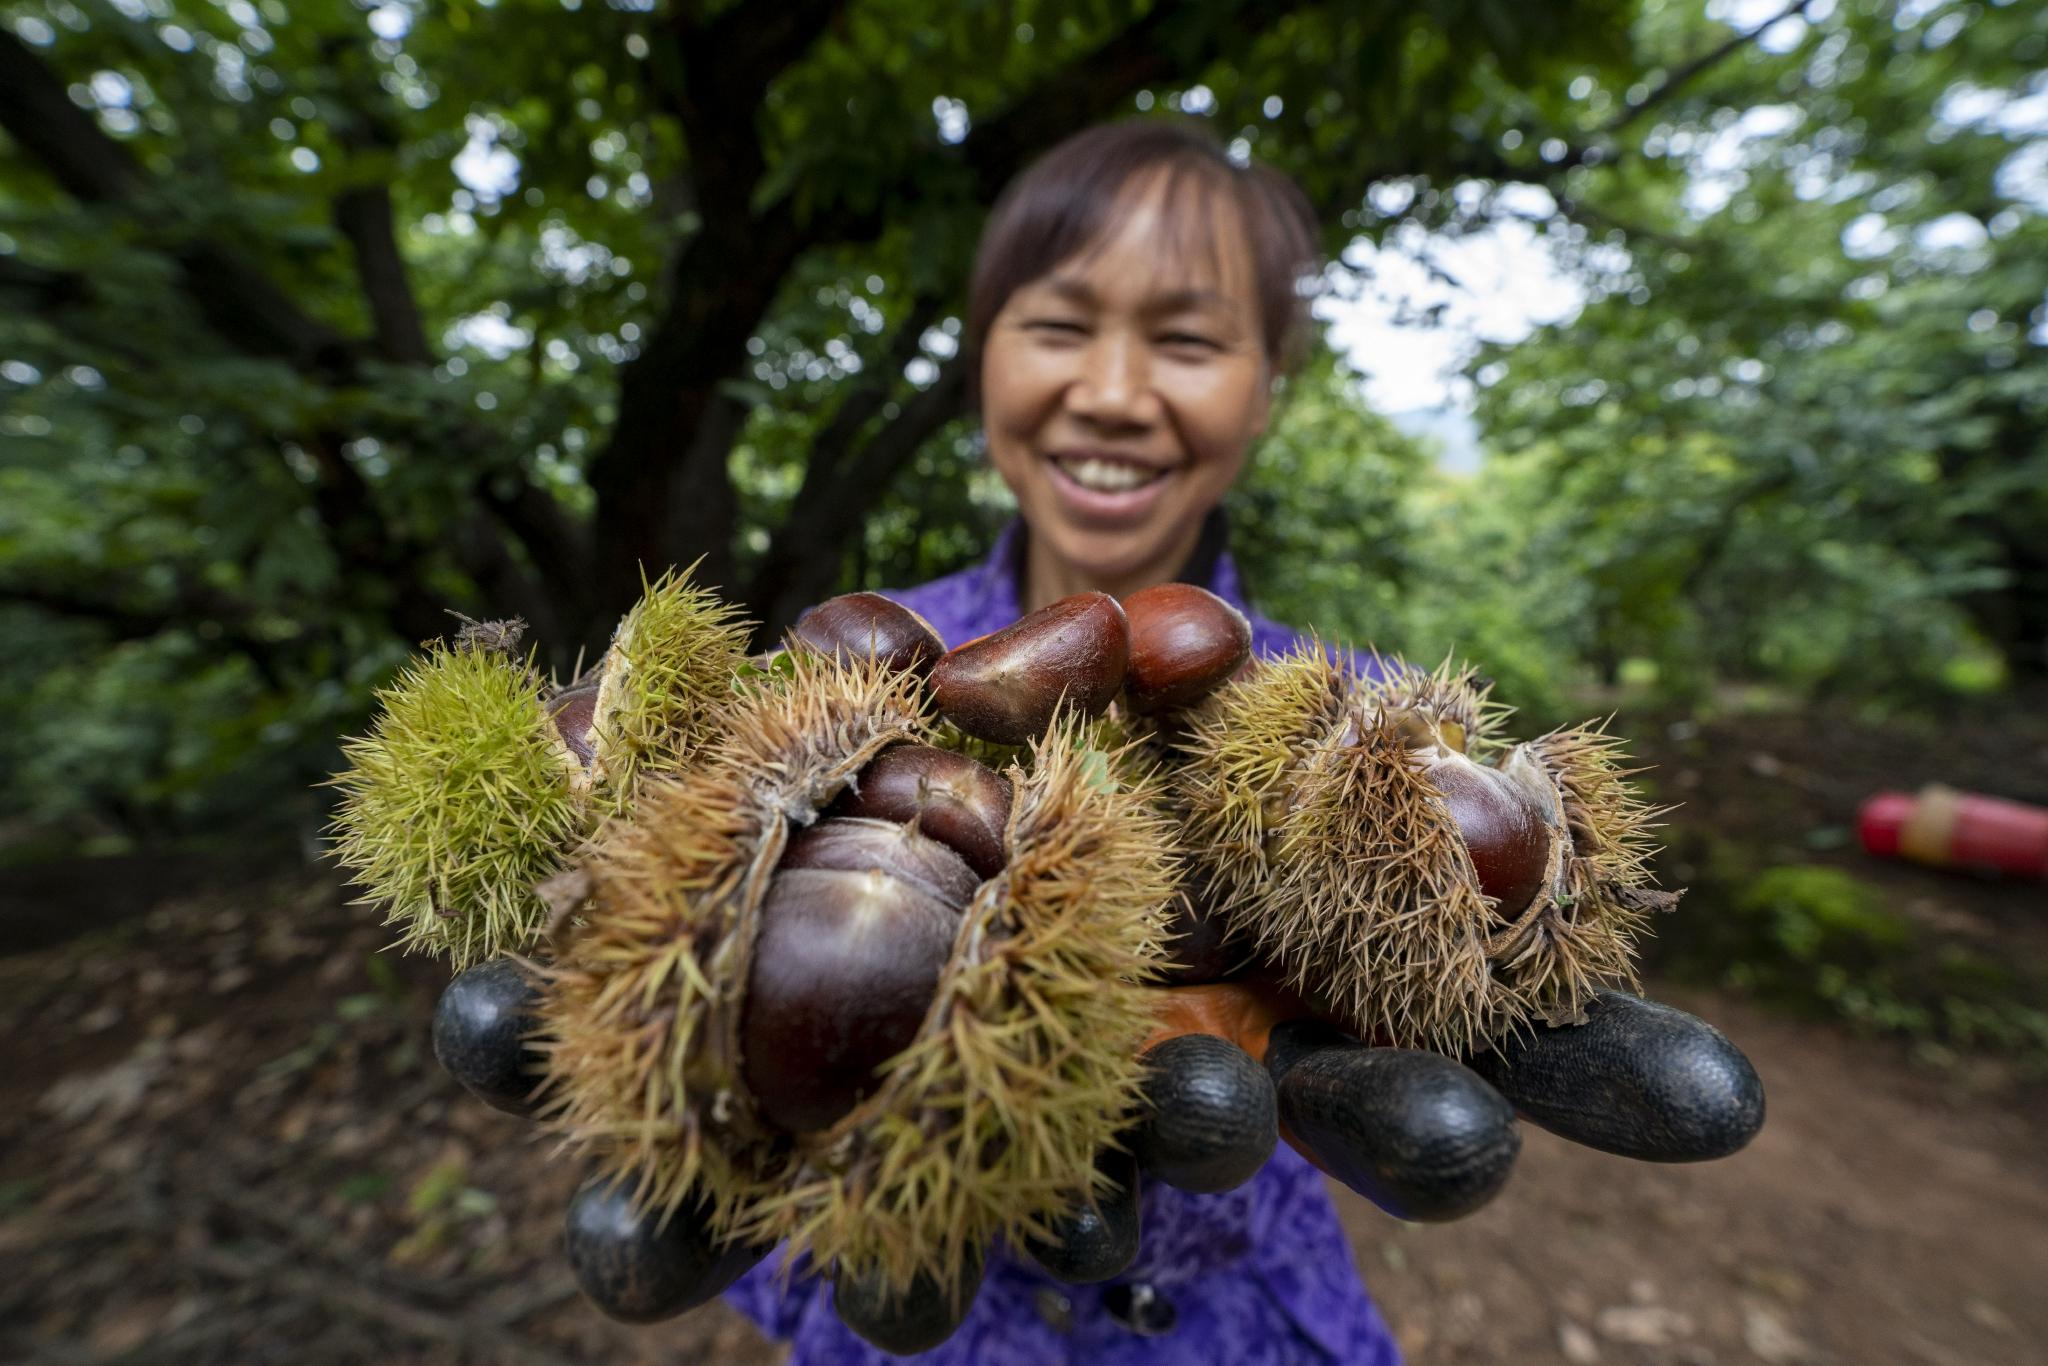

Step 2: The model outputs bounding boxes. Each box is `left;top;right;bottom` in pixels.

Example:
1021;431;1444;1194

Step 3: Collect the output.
537;651;1175;1296
329;631;584;967
585;565;753;805
1172;650;1672;1052
931;592;1130;745
329;568;753;965
791;592;945;679
829;744;1014;880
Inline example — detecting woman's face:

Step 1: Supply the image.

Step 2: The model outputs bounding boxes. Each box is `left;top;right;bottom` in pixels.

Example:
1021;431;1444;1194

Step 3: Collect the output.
980;172;1274;590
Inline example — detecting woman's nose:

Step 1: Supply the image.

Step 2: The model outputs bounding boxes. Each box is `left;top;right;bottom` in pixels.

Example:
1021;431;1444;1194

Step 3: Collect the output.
1066;333;1158;428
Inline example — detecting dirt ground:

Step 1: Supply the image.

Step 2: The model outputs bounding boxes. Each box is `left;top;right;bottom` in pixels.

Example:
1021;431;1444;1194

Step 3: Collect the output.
3;706;2045;1365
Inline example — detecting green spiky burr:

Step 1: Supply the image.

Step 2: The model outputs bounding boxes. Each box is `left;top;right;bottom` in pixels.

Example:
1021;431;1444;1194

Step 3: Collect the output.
329;630;583;968
587;564;753;808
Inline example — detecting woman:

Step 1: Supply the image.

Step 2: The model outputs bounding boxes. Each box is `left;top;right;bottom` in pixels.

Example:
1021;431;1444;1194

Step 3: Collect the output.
725;117;1405;1365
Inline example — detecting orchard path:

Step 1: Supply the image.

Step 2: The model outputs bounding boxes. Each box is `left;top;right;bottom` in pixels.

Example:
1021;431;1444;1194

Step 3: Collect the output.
2;867;2043;1366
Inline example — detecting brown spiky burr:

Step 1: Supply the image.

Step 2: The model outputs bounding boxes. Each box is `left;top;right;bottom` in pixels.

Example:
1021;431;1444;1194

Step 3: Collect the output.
1171;650;1674;1052
536;648;1176;1296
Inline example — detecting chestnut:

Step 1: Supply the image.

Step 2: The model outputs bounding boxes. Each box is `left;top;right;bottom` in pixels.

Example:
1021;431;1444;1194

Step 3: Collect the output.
740;820;973;1132
547;681;600;767
780;816;981;908
791;593;944;679
1121;583;1251;712
930;592;1131;745
1426;756;1559;919
830;745;1012;880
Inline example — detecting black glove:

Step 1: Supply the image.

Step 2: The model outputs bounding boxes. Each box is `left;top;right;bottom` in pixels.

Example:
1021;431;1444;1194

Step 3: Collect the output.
1035;980;1763;1248
431;958;981;1353
434;960;1764;1352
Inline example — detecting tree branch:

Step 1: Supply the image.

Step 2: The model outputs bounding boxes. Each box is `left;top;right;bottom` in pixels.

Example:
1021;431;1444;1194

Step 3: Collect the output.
743;295;947;623
334;179;433;366
0;574;292;687
0;33;356;372
1607;0;1816;137
595;0;1325;618
585;0;854;610
0;253;89;311
803;295;947;485
0;32;147;202
0;30;595;645
756;355;973;633
805;0;1319;246
323;38;433;367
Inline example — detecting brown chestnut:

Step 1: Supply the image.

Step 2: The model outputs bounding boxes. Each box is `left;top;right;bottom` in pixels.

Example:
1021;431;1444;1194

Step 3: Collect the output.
791;593;944;679
1121;583;1252;712
1426;755;1559;919
780;816;981;910
740;819;974;1132
930;592;1131;745
830;745;1012;880
547;680;600;766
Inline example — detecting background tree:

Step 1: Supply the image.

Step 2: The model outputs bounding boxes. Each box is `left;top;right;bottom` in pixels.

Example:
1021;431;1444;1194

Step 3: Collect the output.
1475;0;2047;695
3;0;2041;839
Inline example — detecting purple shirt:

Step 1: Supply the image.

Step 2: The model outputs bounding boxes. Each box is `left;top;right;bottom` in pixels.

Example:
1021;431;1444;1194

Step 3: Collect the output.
726;518;1401;1365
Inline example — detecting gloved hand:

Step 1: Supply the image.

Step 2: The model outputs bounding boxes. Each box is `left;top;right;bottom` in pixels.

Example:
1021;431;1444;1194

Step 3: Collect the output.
1017;975;1765;1294
430;957;977;1353
432;956;1764;1353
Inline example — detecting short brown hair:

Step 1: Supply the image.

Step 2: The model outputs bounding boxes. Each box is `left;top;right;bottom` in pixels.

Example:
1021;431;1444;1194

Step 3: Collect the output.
964;117;1323;410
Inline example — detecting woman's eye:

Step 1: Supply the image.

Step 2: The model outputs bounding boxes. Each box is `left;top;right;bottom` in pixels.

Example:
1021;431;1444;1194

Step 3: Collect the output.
1028;320;1087;335
1163;333;1219;351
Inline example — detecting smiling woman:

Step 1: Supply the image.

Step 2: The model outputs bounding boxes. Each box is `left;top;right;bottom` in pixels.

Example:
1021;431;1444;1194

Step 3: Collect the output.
721;119;1411;1366
967;120;1321;610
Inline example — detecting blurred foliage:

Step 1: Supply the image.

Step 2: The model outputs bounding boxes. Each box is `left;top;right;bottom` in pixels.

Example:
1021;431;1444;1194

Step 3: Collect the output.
1476;0;2048;699
1658;862;2048;1061
0;0;2043;843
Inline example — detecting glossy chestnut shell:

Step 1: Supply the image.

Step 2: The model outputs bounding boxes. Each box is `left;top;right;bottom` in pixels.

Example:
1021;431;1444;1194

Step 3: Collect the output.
930;592;1130;745
830;744;1013;880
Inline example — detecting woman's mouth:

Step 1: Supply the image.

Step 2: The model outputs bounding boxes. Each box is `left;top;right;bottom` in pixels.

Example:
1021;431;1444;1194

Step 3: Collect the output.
1052;454;1170;493
1044;452;1176;525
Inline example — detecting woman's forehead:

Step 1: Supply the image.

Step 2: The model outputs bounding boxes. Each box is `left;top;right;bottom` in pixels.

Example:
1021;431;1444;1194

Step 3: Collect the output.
1026;171;1257;313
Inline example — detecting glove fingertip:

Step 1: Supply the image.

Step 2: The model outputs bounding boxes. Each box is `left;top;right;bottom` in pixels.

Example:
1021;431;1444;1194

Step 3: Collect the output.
1021;1150;1141;1284
1131;1034;1277;1194
833;1253;985;1356
1276;1041;1520;1222
564;1179;766;1324
1471;990;1766;1162
433;957;547;1118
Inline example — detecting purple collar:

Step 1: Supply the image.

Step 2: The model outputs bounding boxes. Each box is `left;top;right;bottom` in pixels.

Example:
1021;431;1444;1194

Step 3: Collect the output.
967;511;1256;622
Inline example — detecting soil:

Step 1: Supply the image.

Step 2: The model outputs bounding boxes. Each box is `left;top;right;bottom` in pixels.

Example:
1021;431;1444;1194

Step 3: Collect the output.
2;704;2044;1365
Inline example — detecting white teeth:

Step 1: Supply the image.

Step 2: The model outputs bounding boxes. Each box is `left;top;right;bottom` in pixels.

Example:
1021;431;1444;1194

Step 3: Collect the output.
1058;457;1162;493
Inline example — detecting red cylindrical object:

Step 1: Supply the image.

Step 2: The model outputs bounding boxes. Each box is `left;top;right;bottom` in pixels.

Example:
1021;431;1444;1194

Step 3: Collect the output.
1857;792;1912;860
1858;786;2048;881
